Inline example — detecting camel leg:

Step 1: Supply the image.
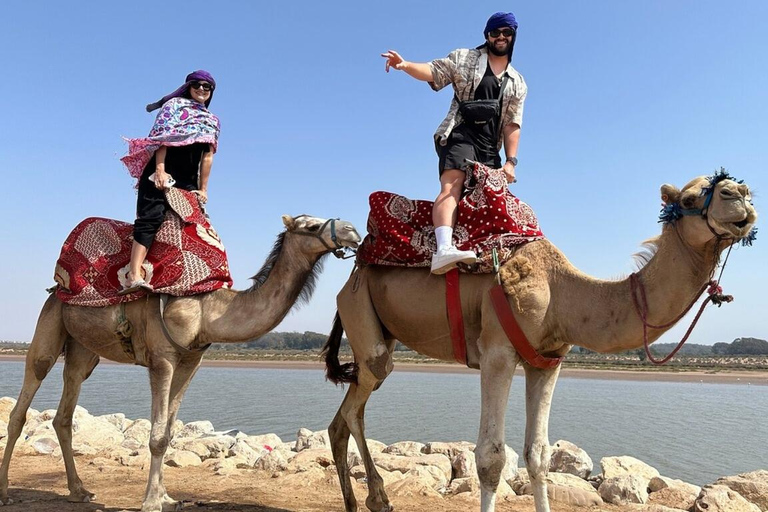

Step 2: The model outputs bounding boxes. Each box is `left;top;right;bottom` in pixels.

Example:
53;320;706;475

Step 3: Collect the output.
476;347;518;512
329;390;358;512
0;296;67;506
523;364;561;512
155;356;203;510
53;340;100;503
141;358;178;512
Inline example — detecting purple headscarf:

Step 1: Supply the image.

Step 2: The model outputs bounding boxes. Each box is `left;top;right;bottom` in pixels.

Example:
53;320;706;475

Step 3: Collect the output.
145;70;217;112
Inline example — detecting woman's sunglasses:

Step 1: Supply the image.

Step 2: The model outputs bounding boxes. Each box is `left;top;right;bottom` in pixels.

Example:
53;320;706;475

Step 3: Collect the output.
488;28;515;38
190;81;213;92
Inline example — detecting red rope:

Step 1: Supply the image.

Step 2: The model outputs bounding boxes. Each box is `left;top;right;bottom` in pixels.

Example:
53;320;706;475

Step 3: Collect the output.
629;274;733;365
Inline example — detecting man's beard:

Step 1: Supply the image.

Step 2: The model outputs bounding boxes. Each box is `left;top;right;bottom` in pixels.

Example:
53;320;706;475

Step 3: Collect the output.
488;41;509;57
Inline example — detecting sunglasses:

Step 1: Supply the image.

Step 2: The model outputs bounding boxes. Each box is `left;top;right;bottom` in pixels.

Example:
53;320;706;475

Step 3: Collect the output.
488;28;515;38
190;81;213;92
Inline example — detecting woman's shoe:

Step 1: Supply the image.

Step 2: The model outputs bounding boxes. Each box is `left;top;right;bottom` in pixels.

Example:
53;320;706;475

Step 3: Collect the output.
118;279;154;296
430;246;477;275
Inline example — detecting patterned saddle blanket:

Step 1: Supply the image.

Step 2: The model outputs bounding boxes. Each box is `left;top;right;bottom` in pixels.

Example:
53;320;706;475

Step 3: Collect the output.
356;163;545;272
54;188;233;307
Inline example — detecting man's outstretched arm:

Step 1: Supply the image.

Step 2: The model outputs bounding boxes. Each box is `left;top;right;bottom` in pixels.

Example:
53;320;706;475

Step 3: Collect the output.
381;50;434;81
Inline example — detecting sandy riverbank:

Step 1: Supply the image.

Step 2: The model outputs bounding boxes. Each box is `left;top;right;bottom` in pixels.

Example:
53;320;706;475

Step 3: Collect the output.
2;354;766;386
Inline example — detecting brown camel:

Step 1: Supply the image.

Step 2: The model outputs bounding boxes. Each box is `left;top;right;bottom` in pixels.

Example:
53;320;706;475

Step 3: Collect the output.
323;174;757;512
0;214;361;512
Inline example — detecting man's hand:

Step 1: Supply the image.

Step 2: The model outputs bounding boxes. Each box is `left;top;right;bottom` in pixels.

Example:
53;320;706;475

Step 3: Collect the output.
502;161;517;184
381;50;407;72
194;189;208;204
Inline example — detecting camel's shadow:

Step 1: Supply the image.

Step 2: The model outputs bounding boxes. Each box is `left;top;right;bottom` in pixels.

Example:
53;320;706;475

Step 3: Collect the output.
3;487;293;512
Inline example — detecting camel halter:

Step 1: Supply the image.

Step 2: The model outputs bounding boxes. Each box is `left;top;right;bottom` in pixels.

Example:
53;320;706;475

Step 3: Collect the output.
291;216;356;259
629;215;739;365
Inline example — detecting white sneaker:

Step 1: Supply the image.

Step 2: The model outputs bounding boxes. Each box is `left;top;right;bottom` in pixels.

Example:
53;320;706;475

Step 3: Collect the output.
430;246;477;274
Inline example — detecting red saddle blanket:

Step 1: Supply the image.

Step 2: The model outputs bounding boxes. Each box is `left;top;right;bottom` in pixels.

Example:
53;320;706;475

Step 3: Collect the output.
54;188;233;307
357;163;544;272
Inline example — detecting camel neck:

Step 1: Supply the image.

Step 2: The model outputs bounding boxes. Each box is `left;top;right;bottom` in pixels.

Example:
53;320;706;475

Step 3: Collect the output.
202;234;321;343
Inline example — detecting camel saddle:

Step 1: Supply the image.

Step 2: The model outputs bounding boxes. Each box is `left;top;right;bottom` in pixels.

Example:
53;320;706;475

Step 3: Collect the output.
54;188;233;307
356;162;544;273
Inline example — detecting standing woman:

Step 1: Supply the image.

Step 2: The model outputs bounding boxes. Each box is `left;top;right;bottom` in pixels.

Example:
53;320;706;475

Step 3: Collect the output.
120;70;220;294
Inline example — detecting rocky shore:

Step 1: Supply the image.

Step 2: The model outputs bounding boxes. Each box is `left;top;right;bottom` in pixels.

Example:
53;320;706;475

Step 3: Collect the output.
1;396;766;511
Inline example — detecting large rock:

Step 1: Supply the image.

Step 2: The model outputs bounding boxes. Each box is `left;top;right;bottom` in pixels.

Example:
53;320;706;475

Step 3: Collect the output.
649;476;702;495
242;433;282;452
228;439;265;467
403;465;449;490
287;448;334;472
599;475;650;505
648;477;701;510
173;435;236;460
424;441;475;458
0;419;7;439
714;471;768;511
98;413;129;432
0;397;36;423
625;505;690;512
509;468;530;493
177;420;215;438
502;445;520;483
695;485;761;512
25;435;59;455
452;450;477;479
124;419;151;445
383;441;426;457
372;452;452;482
385;474;443;499
601;456;660;483
547;472;600;493
549;439;593;479
254;449;289;472
294;428;330;452
165;450;202;468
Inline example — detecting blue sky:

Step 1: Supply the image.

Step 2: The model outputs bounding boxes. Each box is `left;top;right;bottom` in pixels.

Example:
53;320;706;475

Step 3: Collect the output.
1;1;766;345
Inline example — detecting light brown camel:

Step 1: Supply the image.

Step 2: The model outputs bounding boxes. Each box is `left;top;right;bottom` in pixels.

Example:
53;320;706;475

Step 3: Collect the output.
0;214;360;512
323;175;757;512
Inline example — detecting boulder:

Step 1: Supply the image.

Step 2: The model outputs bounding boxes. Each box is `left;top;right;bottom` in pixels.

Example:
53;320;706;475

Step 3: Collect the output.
649;476;701;495
695;485;761;512
452;450;477;479
254;449;289;472
424;441;475;458
509;468;530;493
242;433;282;452
600;456;660;483
502;445;520;483
547;472;599;493
294;428;331;452
25;435;59;455
173;435;236;460
383;441;426;457
714;470;768;511
98;413;128;432
545;484;603;507
0;397;37;423
549;439;593;479
228;439;265;467
165;450;202;468
625;505;690;512
279;466;332;488
649;486;700;511
449;476;480;495
124;419;151;445
599;475;650;505
287;448;335;472
0;419;7;439
385;474;443;499
121;438;144;451
177;420;215;439
403;465;449;491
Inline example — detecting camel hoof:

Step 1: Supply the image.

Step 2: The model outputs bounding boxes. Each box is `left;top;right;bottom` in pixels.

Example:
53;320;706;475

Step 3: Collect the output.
67;490;95;502
0;497;13;506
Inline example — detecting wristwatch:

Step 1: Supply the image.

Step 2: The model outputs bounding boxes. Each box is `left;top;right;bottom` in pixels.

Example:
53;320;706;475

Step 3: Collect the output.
506;156;518;166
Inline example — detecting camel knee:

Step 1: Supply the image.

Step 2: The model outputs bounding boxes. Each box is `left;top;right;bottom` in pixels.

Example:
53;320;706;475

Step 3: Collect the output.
524;441;551;479
475;441;506;490
365;351;392;381
52;413;73;432
148;430;170;456
33;356;57;381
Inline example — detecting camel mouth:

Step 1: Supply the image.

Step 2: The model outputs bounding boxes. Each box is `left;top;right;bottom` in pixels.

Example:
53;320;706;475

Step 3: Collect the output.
733;219;749;229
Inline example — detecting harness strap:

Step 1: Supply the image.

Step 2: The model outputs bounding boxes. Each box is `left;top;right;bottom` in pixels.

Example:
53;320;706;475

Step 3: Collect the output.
445;269;467;365
489;284;563;369
159;294;211;355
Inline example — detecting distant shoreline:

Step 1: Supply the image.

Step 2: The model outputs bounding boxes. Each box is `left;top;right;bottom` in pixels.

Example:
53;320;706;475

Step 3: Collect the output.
1;354;765;386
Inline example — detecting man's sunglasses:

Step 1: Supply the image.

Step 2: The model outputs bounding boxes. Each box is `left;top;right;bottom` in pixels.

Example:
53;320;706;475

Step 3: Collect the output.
190;81;213;92
488;28;515;38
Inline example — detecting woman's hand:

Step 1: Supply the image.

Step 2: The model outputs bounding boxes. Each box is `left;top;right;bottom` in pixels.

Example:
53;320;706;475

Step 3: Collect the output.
153;170;171;189
381;50;407;72
194;189;208;204
502;161;517;184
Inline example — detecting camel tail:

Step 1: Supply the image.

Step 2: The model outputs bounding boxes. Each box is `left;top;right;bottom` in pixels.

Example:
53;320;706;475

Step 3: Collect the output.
322;312;358;385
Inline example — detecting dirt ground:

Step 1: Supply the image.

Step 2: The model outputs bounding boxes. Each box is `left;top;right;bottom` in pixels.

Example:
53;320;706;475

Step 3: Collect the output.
0;452;625;512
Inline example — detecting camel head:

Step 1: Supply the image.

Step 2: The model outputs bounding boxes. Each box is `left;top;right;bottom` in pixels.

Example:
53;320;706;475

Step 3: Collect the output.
281;214;361;255
660;170;757;248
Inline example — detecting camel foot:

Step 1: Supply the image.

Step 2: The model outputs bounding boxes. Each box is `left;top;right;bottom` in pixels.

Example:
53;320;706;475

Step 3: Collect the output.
365;496;393;512
67;488;96;502
0;497;13;506
162;493;183;512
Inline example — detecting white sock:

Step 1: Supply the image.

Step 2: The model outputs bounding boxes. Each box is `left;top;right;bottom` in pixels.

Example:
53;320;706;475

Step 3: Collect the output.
435;226;453;250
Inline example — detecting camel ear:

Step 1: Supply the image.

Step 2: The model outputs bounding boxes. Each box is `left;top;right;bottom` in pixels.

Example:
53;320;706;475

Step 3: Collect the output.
282;215;296;230
660;184;680;205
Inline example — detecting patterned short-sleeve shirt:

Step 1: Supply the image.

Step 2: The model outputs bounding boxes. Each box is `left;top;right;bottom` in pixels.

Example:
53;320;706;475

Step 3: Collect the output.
429;47;527;151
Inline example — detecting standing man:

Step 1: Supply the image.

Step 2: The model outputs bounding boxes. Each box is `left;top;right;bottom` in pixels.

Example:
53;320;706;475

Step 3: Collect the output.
382;12;527;274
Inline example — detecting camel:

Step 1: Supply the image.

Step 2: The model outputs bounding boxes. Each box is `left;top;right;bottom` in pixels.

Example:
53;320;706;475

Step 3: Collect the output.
0;214;361;512
323;174;757;512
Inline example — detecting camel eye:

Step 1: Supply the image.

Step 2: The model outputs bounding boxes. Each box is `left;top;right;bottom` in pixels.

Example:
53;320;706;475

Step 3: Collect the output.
306;224;321;232
681;196;696;209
